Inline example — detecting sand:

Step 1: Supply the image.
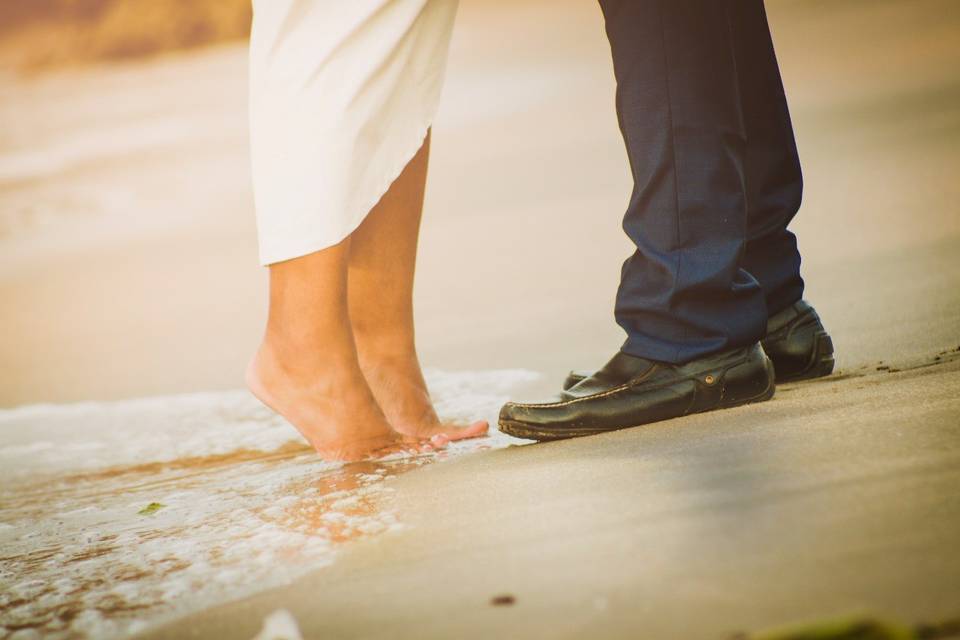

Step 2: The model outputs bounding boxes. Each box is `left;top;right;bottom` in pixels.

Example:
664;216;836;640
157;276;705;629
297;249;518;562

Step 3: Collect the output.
1;0;959;638
141;353;960;640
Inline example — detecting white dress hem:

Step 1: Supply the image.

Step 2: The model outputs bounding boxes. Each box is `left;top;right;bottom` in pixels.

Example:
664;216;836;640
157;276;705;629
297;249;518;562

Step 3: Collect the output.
257;116;434;266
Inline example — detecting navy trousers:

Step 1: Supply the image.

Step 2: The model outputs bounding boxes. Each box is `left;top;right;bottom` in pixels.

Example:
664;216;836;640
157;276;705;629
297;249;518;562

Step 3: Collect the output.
599;0;805;364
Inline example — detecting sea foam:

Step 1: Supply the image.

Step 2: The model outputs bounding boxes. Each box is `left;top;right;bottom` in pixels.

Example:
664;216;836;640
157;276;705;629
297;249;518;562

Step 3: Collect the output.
0;368;538;639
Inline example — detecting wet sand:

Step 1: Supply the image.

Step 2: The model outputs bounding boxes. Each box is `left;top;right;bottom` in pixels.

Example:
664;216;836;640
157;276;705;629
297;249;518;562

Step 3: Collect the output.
0;372;536;638
2;0;960;638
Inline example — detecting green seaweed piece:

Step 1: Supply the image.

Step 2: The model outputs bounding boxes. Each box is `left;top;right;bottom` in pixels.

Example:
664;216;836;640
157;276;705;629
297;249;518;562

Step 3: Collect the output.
736;617;915;640
138;502;166;516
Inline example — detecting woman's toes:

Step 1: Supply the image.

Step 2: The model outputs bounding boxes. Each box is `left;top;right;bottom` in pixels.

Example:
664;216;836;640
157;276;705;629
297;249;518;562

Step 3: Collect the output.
417;434;449;453
432;420;489;442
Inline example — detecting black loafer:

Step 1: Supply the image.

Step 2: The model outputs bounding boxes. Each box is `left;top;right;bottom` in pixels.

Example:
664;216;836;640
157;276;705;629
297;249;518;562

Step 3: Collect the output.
500;343;775;442
761;300;834;382
561;300;834;390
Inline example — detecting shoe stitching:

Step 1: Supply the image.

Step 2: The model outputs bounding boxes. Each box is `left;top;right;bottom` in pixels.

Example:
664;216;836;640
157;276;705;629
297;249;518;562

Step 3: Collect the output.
506;365;660;409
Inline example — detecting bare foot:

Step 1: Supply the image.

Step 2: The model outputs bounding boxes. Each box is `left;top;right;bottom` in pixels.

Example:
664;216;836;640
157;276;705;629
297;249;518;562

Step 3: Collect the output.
246;344;446;461
358;352;489;442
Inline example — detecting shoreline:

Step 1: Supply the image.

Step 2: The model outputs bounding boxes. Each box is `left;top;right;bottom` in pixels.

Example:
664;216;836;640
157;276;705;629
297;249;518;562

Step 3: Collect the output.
0;368;542;639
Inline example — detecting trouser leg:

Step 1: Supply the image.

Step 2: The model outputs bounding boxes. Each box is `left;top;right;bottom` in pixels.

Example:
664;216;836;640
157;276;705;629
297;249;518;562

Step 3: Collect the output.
600;0;767;364
731;0;805;315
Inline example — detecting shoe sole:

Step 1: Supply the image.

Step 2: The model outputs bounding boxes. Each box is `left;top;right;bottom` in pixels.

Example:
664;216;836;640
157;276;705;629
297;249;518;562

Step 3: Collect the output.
499;357;776;442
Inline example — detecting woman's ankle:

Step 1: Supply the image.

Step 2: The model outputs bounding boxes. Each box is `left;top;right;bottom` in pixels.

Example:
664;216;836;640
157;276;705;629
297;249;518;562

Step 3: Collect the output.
354;329;417;363
251;333;357;385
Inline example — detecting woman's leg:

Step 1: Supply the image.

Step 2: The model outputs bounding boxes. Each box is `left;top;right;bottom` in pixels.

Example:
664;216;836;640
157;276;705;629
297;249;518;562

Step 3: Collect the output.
246;239;444;461
348;131;488;441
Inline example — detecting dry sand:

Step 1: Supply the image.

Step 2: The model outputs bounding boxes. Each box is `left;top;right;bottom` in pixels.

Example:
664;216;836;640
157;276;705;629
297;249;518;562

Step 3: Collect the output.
2;0;959;638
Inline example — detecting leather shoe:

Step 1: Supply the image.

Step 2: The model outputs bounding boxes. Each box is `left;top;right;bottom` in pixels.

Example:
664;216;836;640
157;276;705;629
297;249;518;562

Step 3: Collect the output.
761;300;834;382
561;300;834;390
499;343;775;442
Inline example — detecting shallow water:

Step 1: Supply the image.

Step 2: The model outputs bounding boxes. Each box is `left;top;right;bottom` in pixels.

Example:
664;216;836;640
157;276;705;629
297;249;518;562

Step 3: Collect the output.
0;369;538;639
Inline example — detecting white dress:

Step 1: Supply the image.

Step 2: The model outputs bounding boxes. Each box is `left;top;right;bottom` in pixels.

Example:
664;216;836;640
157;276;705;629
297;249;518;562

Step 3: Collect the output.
248;0;459;265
